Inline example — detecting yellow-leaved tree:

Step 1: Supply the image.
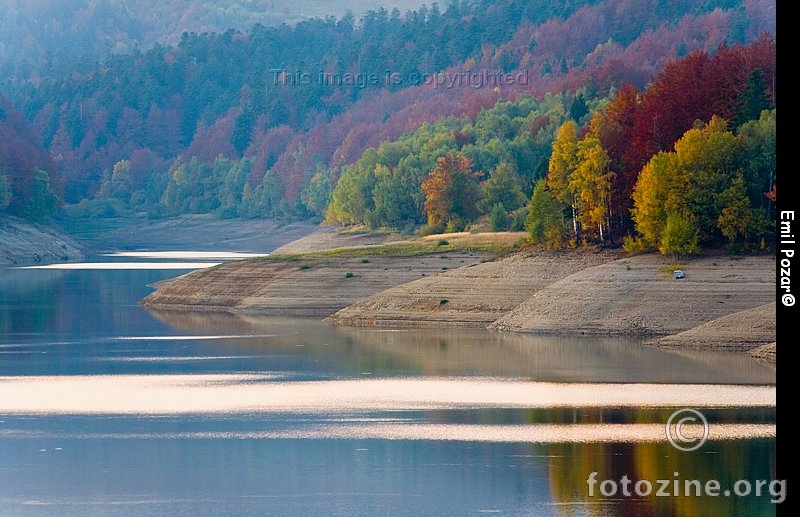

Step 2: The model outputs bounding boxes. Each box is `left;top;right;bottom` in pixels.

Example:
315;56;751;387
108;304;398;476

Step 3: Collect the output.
631;151;683;249
571;135;615;243
631;115;761;256
546;120;581;244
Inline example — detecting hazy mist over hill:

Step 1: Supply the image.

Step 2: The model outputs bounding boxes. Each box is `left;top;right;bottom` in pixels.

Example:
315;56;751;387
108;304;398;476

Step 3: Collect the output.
0;0;449;78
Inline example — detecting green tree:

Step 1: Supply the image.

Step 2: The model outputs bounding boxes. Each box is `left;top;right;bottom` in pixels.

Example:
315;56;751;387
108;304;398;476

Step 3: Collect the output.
300;166;333;218
371;163;425;229
675;116;737;243
102;159;133;202
488;203;509;231
232;108;257;155
0;174;11;211
245;170;292;219
717;174;759;249
218;157;252;217
733;69;772;129
526;178;567;248
478;162;527;215
569;92;589;123
21;169;58;220
325;149;379;224
238;183;258;218
659;212;700;258
735;109;775;217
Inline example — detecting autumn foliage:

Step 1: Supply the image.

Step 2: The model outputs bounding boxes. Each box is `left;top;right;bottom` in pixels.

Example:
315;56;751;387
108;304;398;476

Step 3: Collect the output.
0;0;776;230
421;152;482;231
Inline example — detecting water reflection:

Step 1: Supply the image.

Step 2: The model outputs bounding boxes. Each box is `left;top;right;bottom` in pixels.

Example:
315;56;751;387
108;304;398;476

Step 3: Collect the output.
13;250;268;270
0;261;779;517
0;421;778;517
147;310;777;384
17;261;225;269
0;374;776;415
104;251;268;259
547;440;779;517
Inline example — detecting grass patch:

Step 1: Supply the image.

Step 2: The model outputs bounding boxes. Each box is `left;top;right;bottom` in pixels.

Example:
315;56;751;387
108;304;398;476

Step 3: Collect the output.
659;263;685;275
254;235;520;264
54;212;141;241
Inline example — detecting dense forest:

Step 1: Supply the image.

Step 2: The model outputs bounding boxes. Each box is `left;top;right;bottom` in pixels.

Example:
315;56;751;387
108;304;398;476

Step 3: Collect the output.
0;0;777;254
0;0;440;79
325;35;775;252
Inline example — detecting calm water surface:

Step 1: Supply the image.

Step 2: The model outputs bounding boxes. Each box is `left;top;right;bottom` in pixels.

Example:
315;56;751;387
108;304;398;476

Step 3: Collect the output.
0;254;778;516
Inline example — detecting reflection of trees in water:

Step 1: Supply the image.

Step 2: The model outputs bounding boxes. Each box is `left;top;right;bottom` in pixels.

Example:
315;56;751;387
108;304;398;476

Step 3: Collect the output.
547;439;777;517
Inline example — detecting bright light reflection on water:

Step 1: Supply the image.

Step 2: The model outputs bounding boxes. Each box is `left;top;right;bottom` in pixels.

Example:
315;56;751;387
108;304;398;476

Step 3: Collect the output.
1;423;775;443
17;261;224;269
0;374;776;445
0;375;776;415
16;250;269;269
104;251;269;259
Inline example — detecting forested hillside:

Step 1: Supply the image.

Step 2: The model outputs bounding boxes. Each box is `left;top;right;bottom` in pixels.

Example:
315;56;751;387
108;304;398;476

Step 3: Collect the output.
0;0;776;252
325;35;775;253
0;0;439;79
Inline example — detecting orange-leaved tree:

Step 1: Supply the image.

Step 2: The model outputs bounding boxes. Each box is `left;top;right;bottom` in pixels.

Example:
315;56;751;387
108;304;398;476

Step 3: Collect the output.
421;151;482;231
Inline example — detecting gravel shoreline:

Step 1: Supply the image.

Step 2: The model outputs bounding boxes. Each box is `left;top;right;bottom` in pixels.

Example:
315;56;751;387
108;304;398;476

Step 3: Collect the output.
0;216;85;266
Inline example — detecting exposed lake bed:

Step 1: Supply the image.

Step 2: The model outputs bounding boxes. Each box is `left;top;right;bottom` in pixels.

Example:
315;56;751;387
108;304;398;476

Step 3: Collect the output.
131;219;777;364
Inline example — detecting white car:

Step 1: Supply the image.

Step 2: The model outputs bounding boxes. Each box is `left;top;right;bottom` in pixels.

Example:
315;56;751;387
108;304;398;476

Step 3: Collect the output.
673;269;685;279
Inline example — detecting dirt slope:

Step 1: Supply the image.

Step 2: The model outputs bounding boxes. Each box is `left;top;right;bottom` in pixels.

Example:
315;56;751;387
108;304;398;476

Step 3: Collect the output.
140;251;494;317
327;248;622;328
488;253;775;337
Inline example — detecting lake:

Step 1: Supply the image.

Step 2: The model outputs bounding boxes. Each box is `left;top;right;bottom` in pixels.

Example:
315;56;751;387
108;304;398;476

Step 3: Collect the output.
0;253;779;516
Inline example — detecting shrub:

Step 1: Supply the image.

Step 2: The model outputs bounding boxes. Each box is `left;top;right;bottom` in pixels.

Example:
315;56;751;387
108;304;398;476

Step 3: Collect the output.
622;235;650;255
488;203;509;232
